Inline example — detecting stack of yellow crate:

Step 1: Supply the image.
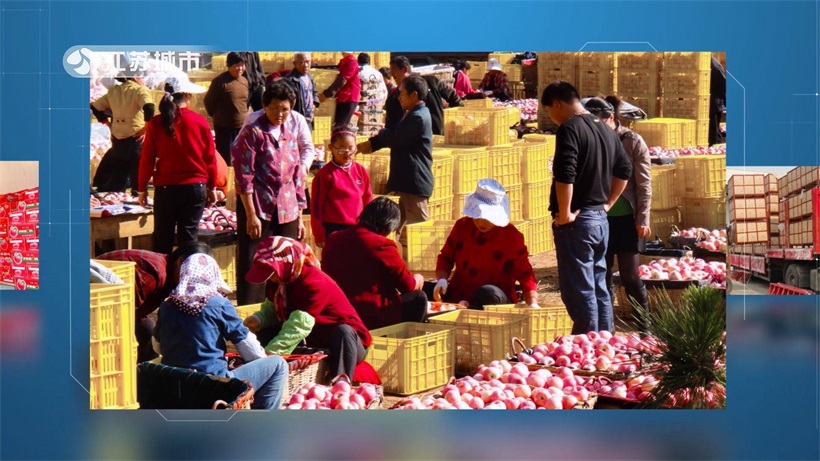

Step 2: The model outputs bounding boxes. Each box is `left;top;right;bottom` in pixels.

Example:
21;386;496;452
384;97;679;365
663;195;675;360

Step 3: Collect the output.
536;52;578;131
577;52;617;99
448;145;490;219
676;154;727;231
615;52;663;118
520;136;555;255
661;52;712;146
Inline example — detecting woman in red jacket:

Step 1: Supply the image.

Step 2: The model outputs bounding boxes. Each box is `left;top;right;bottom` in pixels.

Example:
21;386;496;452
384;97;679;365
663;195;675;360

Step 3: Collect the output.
138;76;218;254
433;179;539;309
310;127;372;248
322;197;428;330
242;236;371;379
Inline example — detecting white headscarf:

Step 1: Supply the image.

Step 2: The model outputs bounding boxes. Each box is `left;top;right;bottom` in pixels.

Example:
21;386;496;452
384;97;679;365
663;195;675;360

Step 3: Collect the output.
169;253;231;315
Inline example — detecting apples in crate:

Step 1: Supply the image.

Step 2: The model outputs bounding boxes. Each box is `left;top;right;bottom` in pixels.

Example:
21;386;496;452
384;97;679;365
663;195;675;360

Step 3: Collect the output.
427;302;465;316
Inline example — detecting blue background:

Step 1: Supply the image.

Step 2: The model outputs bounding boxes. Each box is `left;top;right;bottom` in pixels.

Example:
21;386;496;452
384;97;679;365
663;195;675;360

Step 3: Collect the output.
0;0;818;459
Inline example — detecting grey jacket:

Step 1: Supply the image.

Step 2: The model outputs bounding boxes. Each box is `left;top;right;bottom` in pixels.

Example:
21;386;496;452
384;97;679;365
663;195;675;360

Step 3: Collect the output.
616;123;652;227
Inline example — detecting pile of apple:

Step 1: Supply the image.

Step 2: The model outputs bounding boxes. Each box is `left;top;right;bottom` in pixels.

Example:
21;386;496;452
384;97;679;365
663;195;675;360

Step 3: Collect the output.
586;374;658;402
90;122;112;162
284;380;381;410
393;365;594;410
92;192;148;207
493;99;538;121
648;145;726;159
638;257;727;288
511;331;654;373
198;207;237;231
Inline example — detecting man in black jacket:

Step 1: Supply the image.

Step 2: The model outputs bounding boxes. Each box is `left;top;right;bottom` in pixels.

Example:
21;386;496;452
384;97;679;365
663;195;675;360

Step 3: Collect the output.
384;56;461;135
542;81;632;334
279;52;320;128
358;75;433;254
240;52;265;111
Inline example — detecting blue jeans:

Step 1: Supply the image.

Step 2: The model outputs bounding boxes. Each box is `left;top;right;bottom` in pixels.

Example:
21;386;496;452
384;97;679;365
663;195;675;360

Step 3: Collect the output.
228;355;288;410
552;210;612;333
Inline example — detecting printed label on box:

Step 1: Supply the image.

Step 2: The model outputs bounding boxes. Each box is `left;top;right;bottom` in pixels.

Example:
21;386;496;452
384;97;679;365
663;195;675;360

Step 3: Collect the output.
9;212;24;226
9;238;24;252
25;209;39;224
9;224;37;239
24;238;39;253
22;188;39;205
0;237;8;251
12;251;37;265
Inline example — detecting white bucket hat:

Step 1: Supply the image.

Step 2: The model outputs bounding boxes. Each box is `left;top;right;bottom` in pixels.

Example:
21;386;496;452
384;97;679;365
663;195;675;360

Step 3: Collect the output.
165;75;206;95
462;178;510;227
487;58;503;72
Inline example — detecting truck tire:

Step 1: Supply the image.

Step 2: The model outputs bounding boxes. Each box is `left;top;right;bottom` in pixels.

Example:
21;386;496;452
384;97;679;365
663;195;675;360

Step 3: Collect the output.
784;263;810;289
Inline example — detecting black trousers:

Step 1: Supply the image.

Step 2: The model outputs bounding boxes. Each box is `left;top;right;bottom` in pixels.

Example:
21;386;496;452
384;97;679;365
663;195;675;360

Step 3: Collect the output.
152;183;207;255
214;126;242;167
329;324;367;380
93;136;142;193
249;85;264;112
236;203;300;305
400;290;429;323
422;282;509;310
333;101;358;129
322;223;354;242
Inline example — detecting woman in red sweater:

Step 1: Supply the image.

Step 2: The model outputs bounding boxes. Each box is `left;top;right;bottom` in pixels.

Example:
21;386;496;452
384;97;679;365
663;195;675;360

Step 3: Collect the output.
433;179;539;309
310;127;372;248
243;236;371;380
322;197;428;330
138;76;218;254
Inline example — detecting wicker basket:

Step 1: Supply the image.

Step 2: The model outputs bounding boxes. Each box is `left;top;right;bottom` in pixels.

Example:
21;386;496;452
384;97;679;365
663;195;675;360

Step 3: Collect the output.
282;355;329;404
136;362;254;409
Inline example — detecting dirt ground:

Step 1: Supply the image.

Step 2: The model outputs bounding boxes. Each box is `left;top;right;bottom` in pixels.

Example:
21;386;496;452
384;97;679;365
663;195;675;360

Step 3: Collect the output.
530;250;563;305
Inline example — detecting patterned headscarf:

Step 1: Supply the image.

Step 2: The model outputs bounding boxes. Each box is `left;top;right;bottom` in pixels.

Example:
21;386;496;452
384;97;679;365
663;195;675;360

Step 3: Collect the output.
247;236;320;321
169;254;231;315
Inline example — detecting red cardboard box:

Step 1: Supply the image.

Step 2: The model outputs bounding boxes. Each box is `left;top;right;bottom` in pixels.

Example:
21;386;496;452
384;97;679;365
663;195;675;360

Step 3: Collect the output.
25;208;39;224
21;188;39;206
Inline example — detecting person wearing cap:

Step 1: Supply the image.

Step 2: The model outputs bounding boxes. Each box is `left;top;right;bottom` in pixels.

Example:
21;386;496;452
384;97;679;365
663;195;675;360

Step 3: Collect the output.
204;52;249;167
478;58;511;102
138;76;217;255
241;236;372;380
231;82;308;306
542;81;632;334
322;197;429;330
310;127;372;248
357;75;434;255
584;96;652;320
318;52;361;129
433;179;539;310
90;72;155;194
153;253;288;410
96;241;212;362
381;55;460;136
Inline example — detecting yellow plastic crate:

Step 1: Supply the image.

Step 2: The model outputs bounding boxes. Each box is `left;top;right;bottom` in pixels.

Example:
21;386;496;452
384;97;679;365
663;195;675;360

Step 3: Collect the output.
615;52;661;70
210;54;227;72
462;98;494;108
617;69;660;96
405;220;455;273
235;303;261;319
90;283;137;409
489;144;523;188
528;215;553;255
93;260;136;288
662;95;710;120
650;208;681;241
453;193;469;219
450;146;490;194
507;183;523;222
443;107;520;146
651;165;678;209
430;152;454;201
675;154;726;199
522;133;556;147
368;150;391;195
212;244;237;290
663;70;711;95
578;52;617;69
577;69;617;97
301;215;322;258
681;197;726;230
696;120;710;147
312;116;332;146
484;304;572;346
622;94;660;119
367;322;456;395
520;141;552;183
466;61;487;80
513;221;530;249
502;64;523;82
489;53;517;65
663;52;712;71
428;195;454;221
432;134;446;144
225;166;237;211
428;310;528;376
633;118;696;150
523;180;550;220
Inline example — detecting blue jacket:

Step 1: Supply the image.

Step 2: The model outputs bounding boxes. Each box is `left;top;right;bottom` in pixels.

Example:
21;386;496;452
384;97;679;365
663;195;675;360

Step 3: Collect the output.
154;295;248;377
